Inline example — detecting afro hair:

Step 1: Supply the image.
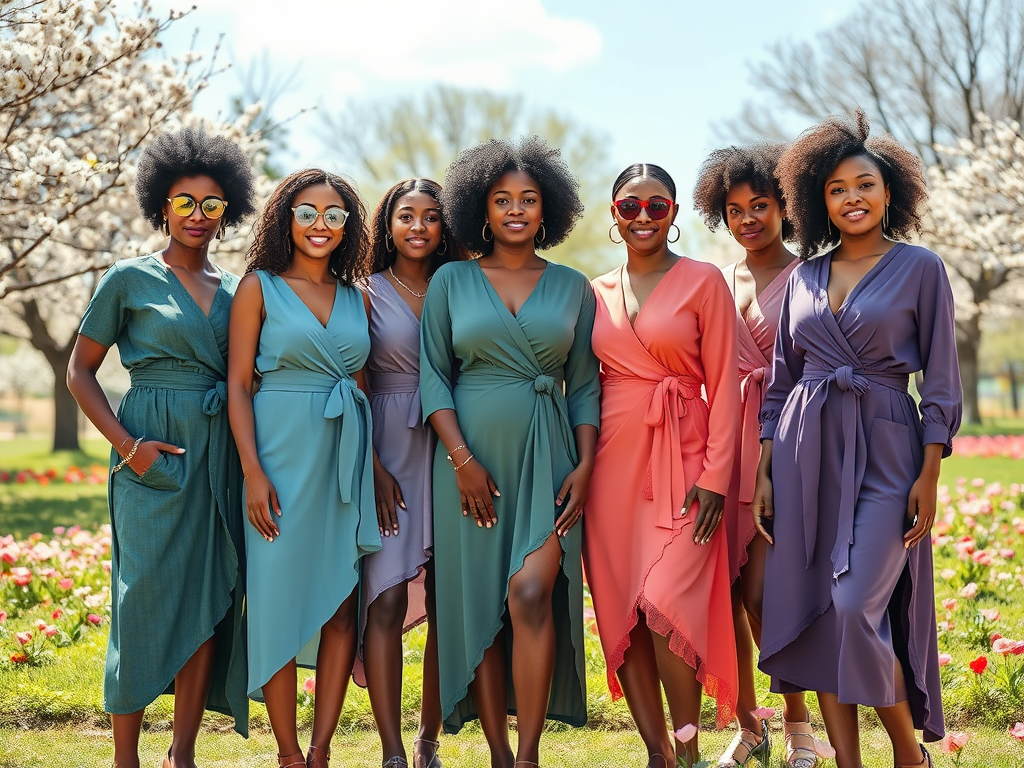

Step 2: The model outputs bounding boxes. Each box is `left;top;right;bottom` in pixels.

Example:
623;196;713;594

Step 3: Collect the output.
246;168;370;286
135;127;257;230
775;109;927;258
692;143;793;241
368;178;467;275
440;136;583;256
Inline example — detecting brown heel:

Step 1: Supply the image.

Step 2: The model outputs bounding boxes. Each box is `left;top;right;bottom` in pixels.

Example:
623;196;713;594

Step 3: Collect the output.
306;745;331;768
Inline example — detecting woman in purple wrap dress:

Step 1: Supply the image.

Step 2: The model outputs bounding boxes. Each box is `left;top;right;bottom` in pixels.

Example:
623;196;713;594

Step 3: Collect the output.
752;110;961;768
358;179;465;768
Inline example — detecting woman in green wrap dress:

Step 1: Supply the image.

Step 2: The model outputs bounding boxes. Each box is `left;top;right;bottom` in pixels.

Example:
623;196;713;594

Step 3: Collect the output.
68;128;256;768
422;137;600;768
228;169;380;768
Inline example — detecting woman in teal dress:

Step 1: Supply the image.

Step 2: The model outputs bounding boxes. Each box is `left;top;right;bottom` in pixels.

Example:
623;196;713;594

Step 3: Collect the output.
228;169;381;768
421;137;600;768
67;128;256;768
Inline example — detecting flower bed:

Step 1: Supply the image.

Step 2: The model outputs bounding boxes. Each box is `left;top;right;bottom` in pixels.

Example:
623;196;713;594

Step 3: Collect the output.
952;435;1024;459
0;466;108;486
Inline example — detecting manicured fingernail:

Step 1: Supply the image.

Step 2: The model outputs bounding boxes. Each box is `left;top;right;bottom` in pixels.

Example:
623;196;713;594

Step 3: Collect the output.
494;491;501;496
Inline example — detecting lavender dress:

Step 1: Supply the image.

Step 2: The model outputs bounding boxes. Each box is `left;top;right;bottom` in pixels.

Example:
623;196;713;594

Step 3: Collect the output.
353;272;434;687
758;244;961;742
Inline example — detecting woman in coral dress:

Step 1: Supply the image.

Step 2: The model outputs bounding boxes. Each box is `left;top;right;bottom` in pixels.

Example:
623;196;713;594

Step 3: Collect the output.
585;163;740;768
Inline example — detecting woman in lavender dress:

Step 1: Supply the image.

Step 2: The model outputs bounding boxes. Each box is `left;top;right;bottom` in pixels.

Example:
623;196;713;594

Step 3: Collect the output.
753;110;961;768
358;179;465;768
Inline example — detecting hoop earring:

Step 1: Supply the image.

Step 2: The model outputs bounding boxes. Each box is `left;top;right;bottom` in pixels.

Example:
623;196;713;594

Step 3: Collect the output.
883;203;890;231
481;222;493;242
162;217;169;236
535;222;546;244
217;221;225;240
436;237;448;256
385;231;395;253
827;217;834;239
608;224;624;244
668;224;681;244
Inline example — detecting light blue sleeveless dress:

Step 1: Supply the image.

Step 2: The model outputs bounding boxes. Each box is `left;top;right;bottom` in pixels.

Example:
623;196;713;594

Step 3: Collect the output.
244;270;382;700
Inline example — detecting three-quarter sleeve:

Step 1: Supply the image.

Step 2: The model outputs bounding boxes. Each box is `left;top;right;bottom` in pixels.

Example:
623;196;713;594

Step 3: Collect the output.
564;278;600;430
79;262;129;347
915;252;962;456
419;266;457;422
694;271;740;496
760;275;804;441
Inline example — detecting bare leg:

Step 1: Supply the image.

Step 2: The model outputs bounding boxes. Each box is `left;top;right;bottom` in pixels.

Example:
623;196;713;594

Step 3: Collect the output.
817;693;860;768
111;710;145;768
730;579;761;735
875;661;925;765
263;659;302;759
468;633;513;768
365;581;410;762
616;618;674;768
507;534;562;766
415;564;443;768
651;630;704;767
309;588;360;761
166;636;217;767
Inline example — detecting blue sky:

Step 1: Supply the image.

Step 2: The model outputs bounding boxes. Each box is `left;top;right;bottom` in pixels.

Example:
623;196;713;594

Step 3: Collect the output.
161;0;850;212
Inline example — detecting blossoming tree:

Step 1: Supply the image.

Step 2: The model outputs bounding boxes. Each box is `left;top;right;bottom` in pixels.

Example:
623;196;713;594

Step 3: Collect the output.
0;0;267;450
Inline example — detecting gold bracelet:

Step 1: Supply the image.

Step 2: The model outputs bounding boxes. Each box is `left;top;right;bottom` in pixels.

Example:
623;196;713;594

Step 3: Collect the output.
453;454;474;472
112;436;144;473
446;445;468;464
116;435;132;452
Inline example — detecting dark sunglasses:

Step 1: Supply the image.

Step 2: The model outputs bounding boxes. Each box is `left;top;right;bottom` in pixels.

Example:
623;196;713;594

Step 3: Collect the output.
614;198;675;221
167;195;228;220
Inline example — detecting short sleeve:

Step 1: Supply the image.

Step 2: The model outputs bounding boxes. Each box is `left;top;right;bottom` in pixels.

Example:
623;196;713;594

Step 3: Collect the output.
564;277;600;430
79;263;129;347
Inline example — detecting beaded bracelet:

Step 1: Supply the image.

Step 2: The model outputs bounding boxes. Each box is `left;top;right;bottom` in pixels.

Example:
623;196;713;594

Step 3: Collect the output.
446;444;468;464
112;436;144;473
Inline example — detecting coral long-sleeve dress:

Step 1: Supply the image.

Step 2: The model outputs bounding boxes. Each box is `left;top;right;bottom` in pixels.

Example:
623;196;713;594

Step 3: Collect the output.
584;258;740;727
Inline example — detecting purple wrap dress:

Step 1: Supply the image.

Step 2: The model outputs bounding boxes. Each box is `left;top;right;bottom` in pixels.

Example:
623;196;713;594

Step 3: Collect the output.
758;243;961;743
353;272;435;686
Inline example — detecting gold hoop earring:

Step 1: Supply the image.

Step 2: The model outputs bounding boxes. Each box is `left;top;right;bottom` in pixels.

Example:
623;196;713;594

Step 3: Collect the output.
535;222;546;244
482;222;493;242
668;224;681;244
883;203;890;231
385;231;395;252
436;237;448;256
608;224;624;244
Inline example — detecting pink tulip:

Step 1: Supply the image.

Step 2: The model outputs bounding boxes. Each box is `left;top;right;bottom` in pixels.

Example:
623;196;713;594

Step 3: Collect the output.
1010;722;1024;741
940;732;970;753
992;638;1019;654
980;608;1000;622
303;677;316;694
937;653;952;666
960;582;979;599
58;578;73;590
0;610;7;623
752;707;776;720
86;614;102;625
813;739;836;759
999;548;1015;559
10;567;32;587
52;526;65;535
15;631;31;645
941;598;957;611
43;625;57;637
673;723;698;742
35;620;47;631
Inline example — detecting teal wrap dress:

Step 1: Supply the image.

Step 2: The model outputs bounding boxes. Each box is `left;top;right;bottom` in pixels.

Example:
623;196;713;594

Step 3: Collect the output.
78;253;248;735
419;260;600;733
244;271;381;700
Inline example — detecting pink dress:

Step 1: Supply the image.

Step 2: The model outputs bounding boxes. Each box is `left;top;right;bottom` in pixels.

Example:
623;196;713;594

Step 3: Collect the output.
584;258;740;727
721;260;798;581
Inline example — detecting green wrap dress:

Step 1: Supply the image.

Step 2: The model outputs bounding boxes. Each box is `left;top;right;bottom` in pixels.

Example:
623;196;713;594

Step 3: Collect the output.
244;272;381;700
419;259;600;733
78;253;248;735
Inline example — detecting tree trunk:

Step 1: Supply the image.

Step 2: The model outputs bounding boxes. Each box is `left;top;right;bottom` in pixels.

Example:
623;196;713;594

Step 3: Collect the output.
955;314;982;424
47;345;80;452
1009;361;1020;416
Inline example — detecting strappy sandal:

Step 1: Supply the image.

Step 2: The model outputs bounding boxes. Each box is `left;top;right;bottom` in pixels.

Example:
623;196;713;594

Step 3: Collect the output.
896;745;932;768
783;718;819;768
382;758;408;768
279;752;305;768
413;737;442;768
306;745;331;768
717;718;770;766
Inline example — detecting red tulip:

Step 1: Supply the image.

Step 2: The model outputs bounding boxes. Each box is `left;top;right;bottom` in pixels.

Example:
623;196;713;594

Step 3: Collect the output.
968;655;988;674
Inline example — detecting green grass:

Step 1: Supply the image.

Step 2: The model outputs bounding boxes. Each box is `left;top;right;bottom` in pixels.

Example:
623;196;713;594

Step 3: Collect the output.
957;417;1024;436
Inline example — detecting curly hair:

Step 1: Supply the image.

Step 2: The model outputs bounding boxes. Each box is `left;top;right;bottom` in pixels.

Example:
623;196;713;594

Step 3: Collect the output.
692;143;793;240
368;178;466;274
776;109;927;258
440;136;583;255
246;169;370;286
611;163;677;201
135;127;256;230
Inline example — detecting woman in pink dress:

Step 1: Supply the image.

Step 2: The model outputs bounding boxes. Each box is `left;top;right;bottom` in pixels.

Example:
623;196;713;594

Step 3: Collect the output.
692;144;817;768
585;163;740;768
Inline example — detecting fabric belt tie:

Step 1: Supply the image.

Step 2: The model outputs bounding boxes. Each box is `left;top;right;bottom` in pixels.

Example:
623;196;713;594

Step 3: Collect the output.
371;371;423;430
737;366;766;505
795;363;910;579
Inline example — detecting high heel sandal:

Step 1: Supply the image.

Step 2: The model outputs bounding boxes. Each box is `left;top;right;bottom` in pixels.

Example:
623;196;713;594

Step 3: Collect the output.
278;752;305;768
717;718;770;766
782;717;819;768
413;737;442;768
896;744;932;768
306;745;330;768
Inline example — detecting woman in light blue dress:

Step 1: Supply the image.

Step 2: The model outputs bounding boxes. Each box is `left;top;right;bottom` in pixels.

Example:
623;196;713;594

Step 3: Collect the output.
228;169;381;768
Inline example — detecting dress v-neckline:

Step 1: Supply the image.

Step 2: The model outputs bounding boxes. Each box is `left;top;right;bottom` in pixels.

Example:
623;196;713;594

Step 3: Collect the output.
732;259;795;324
156;254;223;319
824;242;902;317
275;274;341;330
377;272;422;324
620;258;683;331
475;259;549;320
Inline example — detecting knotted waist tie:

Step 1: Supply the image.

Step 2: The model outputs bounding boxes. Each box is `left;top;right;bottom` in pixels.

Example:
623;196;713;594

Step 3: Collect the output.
370;370;424;430
737;366;767;505
604;371;703;529
795;363;909;579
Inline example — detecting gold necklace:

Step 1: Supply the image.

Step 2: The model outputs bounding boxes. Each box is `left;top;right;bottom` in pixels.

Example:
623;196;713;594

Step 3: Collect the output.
389;266;429;298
